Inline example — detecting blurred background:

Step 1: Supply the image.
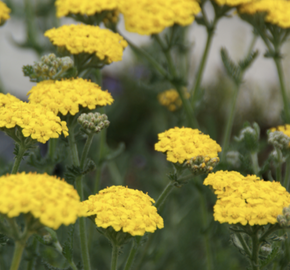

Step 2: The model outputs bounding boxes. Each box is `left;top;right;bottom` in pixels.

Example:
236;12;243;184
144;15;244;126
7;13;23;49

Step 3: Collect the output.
1;1;290;269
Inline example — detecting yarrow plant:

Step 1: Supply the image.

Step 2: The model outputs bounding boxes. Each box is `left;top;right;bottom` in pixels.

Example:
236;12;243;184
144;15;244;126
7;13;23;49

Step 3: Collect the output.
2;0;290;270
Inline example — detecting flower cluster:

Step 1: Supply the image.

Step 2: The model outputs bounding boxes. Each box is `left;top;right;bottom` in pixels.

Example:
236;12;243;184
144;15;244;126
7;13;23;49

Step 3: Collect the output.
0;1;10;26
204;171;290;226
0;173;85;229
185;156;220;175
239;0;290;28
44;25;128;63
78;112;110;133
155;127;221;164
213;0;253;6
27;78;114;116
158;89;189;112
55;0;119;17
119;0;201;35
270;125;290;139
277;205;290;227
82;186;164;236
0;93;68;143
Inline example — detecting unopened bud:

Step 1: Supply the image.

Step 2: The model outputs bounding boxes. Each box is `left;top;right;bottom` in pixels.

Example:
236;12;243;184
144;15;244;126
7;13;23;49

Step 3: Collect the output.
78;112;110;134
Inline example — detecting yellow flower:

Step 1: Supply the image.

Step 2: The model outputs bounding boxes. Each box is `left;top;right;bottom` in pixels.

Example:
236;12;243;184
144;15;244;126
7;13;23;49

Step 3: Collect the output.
82;186;164;236
204;170;290;226
119;0;201;35
55;0;119;17
158;89;190;112
0;1;10;26
0;173;85;230
44;25;127;63
270;124;290;138
239;0;290;28
155;127;222;164
0;93;68;143
27;78;114;116
212;0;254;6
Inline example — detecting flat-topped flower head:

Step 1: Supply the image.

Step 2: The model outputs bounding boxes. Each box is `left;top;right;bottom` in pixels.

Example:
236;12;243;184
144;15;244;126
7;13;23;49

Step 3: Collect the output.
212;0;254;6
119;0;201;35
44;25;127;63
55;0;119;17
239;0;290;28
158;89;190;112
82;185;164;236
155;127;221;164
0;93;68;143
0;173;85;229
0;1;11;26
204;170;290;226
27;78;114;116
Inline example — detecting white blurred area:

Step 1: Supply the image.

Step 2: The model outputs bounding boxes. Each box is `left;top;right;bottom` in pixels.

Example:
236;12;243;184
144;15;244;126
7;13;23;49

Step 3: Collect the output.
0;3;290;125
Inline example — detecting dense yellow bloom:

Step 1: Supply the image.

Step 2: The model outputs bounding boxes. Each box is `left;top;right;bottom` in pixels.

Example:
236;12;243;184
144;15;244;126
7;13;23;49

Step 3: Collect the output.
0;93;68;143
212;0;253;6
27;78;114;116
82;186;164;236
55;0;118;17
158;89;190;112
155;127;221;164
0;1;10;25
0;173;85;229
44;25;127;63
204;171;290;226
270;125;290;138
239;0;290;28
119;0;201;35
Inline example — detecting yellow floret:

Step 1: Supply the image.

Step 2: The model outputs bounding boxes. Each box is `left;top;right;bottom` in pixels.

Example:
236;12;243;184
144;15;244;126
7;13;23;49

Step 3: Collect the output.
155;127;222;164
27;78;114;116
158;89;190;112
82;186;164;236
55;0;119;17
213;0;254;6
0;93;68;143
0;173;85;229
44;25;127;63
0;1;11;25
119;0;201;35
239;0;290;28
204;170;290;226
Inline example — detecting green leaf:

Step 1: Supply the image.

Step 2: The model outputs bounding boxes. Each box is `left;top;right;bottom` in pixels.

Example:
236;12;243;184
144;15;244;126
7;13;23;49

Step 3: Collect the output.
239;50;259;71
260;246;280;269
0;234;8;247
41;259;72;270
62;225;75;264
220;47;240;84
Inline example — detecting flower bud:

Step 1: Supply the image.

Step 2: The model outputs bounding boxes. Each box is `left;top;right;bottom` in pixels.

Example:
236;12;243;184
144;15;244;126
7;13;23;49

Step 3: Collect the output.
78;112;110;134
185;156;220;176
235;123;260;153
268;130;290;151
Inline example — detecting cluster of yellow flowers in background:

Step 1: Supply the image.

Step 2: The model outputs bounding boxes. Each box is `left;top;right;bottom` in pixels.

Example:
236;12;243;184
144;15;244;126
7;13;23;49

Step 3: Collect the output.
158;89;190;112
0;0;10;25
44;25;128;63
0;93;68;143
82;186;164;236
155;127;221;164
28;78;114;116
55;0;118;17
239;0;290;28
119;0;201;35
0;173;85;229
204;171;290;226
213;0;253;6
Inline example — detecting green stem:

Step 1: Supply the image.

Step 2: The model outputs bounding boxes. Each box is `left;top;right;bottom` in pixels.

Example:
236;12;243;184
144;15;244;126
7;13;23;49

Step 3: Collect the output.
11;143;26;174
123;241;138;270
94;121;106;194
276;166;282;184
10;242;26;270
68;128;91;270
111;244;119;270
251;231;260;270
191;28;214;106
26;237;38;270
284;157;290;190
250;152;260;175
221;86;239;161
80;133;94;169
198;190;213;270
154;182;175;210
274;58;290;123
48;138;57;160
